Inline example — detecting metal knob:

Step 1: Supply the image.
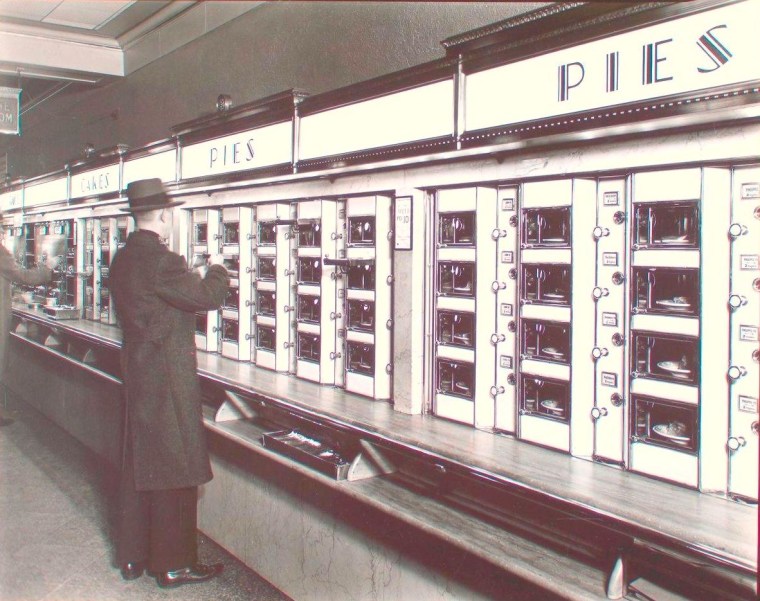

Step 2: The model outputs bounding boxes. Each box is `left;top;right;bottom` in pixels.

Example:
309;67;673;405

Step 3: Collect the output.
508;268;517;280
245;333;253;340
592;226;609;240
592;287;609;300
246;266;255;274
385;363;392;374
611;333;625;347
492;281;507;292
507;374;516;386
330;312;342;320
508;215;518;227
611;271;625;285
592;347;609;360
610;393;624;407
329;351;342;360
245;300;254;307
591;407;608;420
490;333;506;345
491;228;508;240
728;223;748;239
727;436;746;451
752;421;759;435
386;319;393;330
283;341;294;349
612;211;626;225
284;269;295;276
507;320;516;333
330;232;343;240
211;326;220;333
728;294;747;311
283;305;294;313
727;365;747;381
490;385;505;397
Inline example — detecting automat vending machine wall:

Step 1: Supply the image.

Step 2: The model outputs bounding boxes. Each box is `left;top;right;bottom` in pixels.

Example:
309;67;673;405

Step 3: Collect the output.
293;196;393;399
432;187;498;427
727;166;760;502
294;200;343;386
36;219;79;319
341;196;392;399
250;203;296;372
82;216;131;324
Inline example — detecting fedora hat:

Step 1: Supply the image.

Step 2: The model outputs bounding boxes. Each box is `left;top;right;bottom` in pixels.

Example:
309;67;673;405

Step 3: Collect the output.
120;178;184;213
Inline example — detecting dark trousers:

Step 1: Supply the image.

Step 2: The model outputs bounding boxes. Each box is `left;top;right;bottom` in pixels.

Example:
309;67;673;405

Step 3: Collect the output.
116;437;199;573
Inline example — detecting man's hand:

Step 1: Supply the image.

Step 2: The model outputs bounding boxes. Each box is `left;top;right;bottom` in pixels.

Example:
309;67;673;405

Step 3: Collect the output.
208;254;225;267
43;254;62;271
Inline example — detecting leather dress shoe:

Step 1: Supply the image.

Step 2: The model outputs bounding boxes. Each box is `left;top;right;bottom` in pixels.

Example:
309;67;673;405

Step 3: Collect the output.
120;562;145;580
155;563;223;588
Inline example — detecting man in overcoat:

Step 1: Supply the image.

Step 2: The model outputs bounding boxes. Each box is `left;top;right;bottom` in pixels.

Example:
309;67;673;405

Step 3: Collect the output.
109;179;229;587
0;223;56;425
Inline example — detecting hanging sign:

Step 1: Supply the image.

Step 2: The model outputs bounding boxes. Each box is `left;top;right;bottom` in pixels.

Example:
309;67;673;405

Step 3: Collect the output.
0;87;21;135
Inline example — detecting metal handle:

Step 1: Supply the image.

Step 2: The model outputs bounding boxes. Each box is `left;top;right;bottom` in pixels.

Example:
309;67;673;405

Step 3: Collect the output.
386;274;393;285
490;333;506;345
591;407;608;420
727;436;746;451
728;294;747;311
492;280;507;292
592;287;609;300
727;365;747;381
728;223;748;239
489;385;505;397
283;305;294;313
211;326;220;333
246;266;255;274
245;300;254;307
330;232;343;240
329;351;342;360
592;226;609;240
592;347;609;360
283;341;294;349
330;312;342;320
491;228;508;240
245;334;253;340
284;269;295;276
386;319;392;330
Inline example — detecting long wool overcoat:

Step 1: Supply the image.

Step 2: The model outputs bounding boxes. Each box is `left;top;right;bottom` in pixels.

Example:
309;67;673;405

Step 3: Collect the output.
109;229;228;491
0;245;52;382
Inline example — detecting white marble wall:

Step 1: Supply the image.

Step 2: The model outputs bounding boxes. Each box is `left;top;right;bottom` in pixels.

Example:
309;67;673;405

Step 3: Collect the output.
199;455;493;601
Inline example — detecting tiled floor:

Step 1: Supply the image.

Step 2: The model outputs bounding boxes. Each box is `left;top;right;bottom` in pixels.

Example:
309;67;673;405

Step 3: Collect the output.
0;393;292;601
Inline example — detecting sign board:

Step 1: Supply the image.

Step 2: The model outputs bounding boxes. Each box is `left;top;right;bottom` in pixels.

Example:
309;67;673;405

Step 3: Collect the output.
70;164;120;199
123;150;176;187
181;121;292;180
24;177;67;208
0;87;21;135
300;80;454;160
0;188;22;212
394;196;412;250
466;0;759;132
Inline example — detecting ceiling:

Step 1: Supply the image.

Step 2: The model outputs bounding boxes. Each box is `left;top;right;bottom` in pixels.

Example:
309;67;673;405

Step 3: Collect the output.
0;0;195;116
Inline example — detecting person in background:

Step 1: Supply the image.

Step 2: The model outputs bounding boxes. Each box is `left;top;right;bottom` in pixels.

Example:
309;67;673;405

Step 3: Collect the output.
109;179;228;588
0;222;57;426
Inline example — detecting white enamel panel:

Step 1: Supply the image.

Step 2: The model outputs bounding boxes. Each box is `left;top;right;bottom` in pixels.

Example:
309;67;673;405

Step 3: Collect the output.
521;180;573;208
630;442;698;487
123;150;176;186
519;415;570;452
520;359;570;381
631;378;699;405
437;247;476;262
632;249;700;268
631;315;699;337
24;177;68;207
436;345;475;363
634;168;702;203
435;393;475;425
520;304;571;323
521;249;571;264
300;80;454;160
